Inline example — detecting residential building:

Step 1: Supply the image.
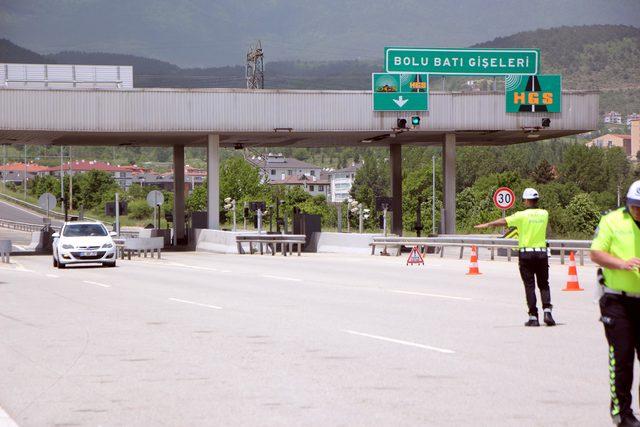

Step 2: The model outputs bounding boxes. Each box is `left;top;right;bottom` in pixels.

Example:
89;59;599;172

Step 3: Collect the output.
632;120;640;159
627;114;640;127
45;160;136;188
328;163;362;202
247;153;322;183
277;174;331;198
603;111;623;124
587;133;633;156
0;162;49;184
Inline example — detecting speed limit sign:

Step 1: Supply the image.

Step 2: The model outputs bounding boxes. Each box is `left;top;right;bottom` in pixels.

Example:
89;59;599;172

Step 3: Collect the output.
493;187;515;210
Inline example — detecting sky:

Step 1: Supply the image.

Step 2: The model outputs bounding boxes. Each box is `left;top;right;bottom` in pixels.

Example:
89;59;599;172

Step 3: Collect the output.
0;0;639;67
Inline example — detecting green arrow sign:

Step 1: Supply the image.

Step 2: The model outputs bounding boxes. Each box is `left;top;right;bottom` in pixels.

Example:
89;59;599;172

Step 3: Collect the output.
372;73;428;112
385;47;540;76
505;74;562;113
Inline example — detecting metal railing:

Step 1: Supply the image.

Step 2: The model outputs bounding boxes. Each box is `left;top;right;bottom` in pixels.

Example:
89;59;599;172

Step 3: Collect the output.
0;218;49;233
370;236;592;266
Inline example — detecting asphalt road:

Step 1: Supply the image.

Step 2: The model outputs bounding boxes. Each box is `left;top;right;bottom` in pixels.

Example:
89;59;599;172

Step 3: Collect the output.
0;251;611;426
0;200;62;227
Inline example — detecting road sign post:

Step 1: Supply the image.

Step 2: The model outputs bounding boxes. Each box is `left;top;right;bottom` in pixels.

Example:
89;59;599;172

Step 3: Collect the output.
146;190;165;229
505;74;562;113
38;192;57;218
385;47;540;75
372;73;428;112
493;187;515;234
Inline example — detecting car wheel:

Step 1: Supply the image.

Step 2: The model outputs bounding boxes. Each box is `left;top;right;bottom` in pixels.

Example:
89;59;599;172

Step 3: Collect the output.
57;261;66;269
53;257;58;267
103;262;116;268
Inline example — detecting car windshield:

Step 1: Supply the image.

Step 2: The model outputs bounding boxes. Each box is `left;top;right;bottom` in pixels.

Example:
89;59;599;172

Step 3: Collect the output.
62;224;108;237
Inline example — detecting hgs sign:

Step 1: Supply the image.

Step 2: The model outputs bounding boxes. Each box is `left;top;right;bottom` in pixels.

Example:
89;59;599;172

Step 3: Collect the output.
505;74;562;113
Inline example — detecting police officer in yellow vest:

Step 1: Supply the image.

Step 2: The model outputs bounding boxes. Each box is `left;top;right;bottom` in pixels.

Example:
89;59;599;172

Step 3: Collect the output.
475;188;555;327
591;180;640;427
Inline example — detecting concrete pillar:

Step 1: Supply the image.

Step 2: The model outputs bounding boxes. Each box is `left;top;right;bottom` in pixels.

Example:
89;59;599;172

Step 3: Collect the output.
207;134;220;229
442;133;456;234
173;145;186;245
390;144;403;236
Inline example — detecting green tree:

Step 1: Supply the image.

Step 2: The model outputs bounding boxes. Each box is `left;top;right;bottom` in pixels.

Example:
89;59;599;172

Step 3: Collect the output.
562;193;601;238
73;170;120;210
530;159;555;184
219;157;265;205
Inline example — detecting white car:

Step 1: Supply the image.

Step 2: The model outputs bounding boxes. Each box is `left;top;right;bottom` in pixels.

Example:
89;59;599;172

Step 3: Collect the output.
52;221;117;268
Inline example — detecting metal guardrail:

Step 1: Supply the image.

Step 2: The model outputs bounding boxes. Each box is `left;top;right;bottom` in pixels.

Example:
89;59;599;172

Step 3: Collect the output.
0;218;61;233
236;234;306;256
370;236;592;266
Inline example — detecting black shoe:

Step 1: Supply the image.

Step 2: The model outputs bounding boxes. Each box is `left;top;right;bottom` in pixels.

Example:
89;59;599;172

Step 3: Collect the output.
618;414;640;427
525;316;540;327
543;311;556;326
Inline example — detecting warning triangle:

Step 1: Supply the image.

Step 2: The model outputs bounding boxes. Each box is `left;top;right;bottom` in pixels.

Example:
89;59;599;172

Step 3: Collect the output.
406;246;425;266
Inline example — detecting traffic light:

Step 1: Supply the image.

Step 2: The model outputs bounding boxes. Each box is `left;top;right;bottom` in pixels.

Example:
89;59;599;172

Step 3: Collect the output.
541;118;551;127
411;116;420;127
396;118;407;129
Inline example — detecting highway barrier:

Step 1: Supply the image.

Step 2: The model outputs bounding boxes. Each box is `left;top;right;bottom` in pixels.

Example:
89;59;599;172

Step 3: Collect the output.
0;240;10;263
370;236;592;266
119;237;164;260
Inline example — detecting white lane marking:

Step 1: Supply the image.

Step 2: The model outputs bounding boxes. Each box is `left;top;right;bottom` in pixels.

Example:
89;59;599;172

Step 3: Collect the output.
168;298;222;310
0;404;19;427
261;274;302;282
166;262;219;272
342;330;455;354
12;260;34;273
220;270;232;273
389;290;472;301
82;280;111;288
45;274;59;278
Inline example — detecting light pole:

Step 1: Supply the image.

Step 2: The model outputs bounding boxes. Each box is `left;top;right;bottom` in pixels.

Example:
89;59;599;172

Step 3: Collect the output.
432;154;436;235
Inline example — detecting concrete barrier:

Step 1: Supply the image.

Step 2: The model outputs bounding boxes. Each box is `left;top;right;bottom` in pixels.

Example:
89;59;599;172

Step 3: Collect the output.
0;240;11;263
195;229;253;254
138;228;170;246
121;237;164;259
310;232;388;255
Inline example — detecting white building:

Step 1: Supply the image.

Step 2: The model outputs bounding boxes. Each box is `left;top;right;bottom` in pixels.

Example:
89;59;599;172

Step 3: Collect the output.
247;153;322;183
627;114;640;127
604;111;623;124
328;163;362;203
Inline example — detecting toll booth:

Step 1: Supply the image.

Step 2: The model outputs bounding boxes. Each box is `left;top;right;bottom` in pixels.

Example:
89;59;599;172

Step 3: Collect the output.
293;213;321;252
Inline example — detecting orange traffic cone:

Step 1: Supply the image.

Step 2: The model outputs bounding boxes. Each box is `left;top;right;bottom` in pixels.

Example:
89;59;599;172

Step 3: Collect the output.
563;251;584;291
466;245;482;275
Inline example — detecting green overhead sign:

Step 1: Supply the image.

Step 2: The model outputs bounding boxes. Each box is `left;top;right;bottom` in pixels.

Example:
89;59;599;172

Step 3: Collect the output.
505;74;562;113
385;47;540;76
372;73;428;111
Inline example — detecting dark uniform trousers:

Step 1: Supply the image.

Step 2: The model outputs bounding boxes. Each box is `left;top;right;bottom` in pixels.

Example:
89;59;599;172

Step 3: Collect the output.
600;292;640;420
518;251;552;316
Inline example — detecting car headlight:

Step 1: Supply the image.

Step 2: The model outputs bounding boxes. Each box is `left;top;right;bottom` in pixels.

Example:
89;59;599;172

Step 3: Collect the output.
102;243;113;248
61;244;74;249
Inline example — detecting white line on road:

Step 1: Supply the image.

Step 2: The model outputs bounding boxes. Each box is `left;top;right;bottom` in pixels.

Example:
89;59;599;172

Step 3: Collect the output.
168;298;222;310
261;274;302;282
342;329;455;354
45;274;59;278
0;404;19;427
389;290;472;301
82;280;111;288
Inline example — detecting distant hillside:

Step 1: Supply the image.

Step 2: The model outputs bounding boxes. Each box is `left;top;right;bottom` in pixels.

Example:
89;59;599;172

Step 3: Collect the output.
475;25;640;91
0;39;48;63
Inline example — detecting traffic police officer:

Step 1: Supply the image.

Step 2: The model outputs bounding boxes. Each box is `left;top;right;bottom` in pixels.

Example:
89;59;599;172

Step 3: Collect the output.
475;188;555;327
591;180;640;427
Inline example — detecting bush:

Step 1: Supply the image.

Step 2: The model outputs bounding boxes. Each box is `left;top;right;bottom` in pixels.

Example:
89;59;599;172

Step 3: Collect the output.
127;199;153;220
562;193;601;238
